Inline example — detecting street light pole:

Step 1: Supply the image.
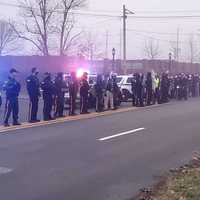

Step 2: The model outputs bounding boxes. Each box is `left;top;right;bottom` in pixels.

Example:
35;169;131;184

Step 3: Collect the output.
123;5;127;74
112;48;116;72
169;52;172;73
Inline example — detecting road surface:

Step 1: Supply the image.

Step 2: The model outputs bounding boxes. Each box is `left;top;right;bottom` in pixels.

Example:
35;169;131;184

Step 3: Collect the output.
0;96;130;123
0;98;200;200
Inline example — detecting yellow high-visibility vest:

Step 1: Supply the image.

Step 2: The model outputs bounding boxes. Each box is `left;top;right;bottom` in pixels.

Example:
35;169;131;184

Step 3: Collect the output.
155;78;160;88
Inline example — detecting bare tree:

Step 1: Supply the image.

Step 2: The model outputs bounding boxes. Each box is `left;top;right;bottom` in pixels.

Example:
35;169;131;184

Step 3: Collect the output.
144;38;160;59
12;0;86;56
0;20;19;55
169;41;177;60
189;34;195;63
11;0;58;55
77;32;104;60
57;0;85;55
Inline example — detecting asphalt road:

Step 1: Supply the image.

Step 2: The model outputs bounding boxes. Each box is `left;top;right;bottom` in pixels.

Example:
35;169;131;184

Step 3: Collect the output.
0;98;200;200
0;96;130;123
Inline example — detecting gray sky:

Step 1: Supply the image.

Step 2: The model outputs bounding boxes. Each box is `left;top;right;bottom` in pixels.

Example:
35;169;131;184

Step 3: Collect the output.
89;0;200;12
1;0;200;61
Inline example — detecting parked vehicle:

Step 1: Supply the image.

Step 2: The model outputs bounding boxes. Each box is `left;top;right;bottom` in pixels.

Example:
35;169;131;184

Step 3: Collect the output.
117;75;133;101
63;73;98;108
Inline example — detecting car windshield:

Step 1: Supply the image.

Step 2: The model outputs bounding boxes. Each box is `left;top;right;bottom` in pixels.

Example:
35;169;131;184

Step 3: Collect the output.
116;77;123;83
89;76;97;84
127;77;133;83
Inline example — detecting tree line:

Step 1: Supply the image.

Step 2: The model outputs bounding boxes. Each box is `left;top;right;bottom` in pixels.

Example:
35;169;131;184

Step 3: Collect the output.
0;0;104;59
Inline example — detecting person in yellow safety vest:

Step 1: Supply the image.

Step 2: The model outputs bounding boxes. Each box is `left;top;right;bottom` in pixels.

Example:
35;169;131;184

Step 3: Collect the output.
154;75;160;104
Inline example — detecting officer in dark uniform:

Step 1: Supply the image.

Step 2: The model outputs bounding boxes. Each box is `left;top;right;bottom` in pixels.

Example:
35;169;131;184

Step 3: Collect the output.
3;68;21;127
94;74;104;112
80;72;90;114
135;73;144;107
54;72;67;118
146;72;153;106
131;74;137;106
68;72;78;116
111;74;120;110
179;73;188;100
160;73;170;103
26;68;40;123
41;72;55;121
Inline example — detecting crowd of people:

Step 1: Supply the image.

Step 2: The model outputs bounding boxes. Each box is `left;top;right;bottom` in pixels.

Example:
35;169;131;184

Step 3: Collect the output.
1;67;200;127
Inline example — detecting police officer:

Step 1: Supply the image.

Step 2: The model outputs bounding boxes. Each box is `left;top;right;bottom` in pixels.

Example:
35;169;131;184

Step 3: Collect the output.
68;72;78;116
180;73;188;100
131;74;137;106
94;74;104;112
104;76;114;110
3;68;21;127
41;72;54;121
54;72;67;118
160;73;170;103
135;73;144;107
80;72;90;114
26;68;40;123
112;74;120;110
146;72;153;106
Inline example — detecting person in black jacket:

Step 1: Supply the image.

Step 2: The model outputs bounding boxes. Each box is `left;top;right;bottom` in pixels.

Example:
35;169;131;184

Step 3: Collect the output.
112;74;120;110
3;68;21;127
160;73;170;103
94;74;104;112
131;74;137;106
69;72;78;116
135;73;144;107
26;68;41;123
146;72;153;106
41;72;55;121
54;73;67;118
80;72;90;114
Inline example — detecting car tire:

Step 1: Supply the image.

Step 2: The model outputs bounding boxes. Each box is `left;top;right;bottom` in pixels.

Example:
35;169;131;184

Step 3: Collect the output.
122;89;130;102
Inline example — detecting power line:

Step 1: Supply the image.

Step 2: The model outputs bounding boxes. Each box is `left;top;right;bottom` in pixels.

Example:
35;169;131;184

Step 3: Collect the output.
128;30;189;44
129;15;200;19
0;1;121;18
127;28;195;36
130;9;200;14
2;1;200;20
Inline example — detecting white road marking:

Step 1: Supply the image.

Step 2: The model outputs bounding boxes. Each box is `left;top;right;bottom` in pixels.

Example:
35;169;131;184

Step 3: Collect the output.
98;128;146;141
0;167;13;175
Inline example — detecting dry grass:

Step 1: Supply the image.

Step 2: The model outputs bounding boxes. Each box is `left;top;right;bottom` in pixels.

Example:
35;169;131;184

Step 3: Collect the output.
153;168;200;200
132;153;200;200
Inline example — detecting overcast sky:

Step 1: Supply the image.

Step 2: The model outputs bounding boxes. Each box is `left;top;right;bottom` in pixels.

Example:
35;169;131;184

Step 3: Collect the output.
89;0;200;13
1;0;200;61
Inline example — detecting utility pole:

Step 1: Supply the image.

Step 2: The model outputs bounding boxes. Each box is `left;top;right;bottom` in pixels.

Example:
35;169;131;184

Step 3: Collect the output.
122;5;134;74
176;28;180;62
112;48;116;72
120;28;122;60
105;30;108;59
123;5;127;74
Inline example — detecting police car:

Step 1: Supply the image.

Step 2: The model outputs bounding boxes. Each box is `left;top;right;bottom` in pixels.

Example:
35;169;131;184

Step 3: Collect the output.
63;73;97;107
117;75;133;101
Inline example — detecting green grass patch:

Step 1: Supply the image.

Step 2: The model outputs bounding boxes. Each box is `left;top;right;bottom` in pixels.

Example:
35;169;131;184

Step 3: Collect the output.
154;168;200;200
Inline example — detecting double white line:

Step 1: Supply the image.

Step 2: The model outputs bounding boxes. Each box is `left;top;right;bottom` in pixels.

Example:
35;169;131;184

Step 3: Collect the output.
98;128;146;141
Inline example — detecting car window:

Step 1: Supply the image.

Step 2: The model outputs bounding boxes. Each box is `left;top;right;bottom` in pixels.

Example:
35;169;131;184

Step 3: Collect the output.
116;77;123;83
126;77;133;83
89;77;97;84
